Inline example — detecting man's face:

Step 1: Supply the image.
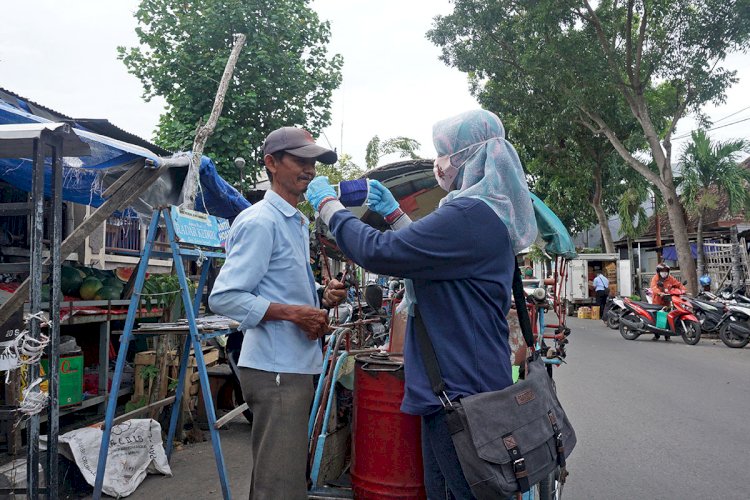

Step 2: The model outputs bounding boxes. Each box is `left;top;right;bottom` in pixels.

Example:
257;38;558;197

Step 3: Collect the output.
266;152;317;200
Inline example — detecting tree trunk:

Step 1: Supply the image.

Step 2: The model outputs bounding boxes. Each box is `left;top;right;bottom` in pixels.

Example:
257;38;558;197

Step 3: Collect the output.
696;212;704;278
591;164;615;253
661;186;698;294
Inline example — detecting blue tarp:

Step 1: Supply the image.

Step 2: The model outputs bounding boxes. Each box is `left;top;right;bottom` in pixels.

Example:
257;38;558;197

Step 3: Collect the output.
662;242;723;261
0;98;250;219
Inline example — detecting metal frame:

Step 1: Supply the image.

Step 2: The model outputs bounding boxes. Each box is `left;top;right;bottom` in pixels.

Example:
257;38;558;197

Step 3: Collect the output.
0;125;76;499
93;207;230;500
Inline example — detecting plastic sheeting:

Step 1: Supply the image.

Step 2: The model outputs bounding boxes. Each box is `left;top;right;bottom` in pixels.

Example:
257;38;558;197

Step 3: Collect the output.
530;193;577;259
0;98;250;219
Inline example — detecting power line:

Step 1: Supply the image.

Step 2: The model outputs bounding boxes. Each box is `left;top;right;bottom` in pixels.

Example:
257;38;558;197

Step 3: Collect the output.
713;105;750;124
673;116;750;141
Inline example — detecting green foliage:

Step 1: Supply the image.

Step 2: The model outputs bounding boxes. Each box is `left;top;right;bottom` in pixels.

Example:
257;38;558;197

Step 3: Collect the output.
316;154;365;184
125;396;147;413
527;243;550;263
119;0;343;185
679;129;750;216
140;364;159;381
428;0;750;264
618;185;650;239
365;136;421;169
142;273;195;311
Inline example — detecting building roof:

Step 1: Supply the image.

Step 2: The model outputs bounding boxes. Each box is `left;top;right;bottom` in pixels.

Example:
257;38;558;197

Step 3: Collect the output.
615;157;750;246
0;87;172;157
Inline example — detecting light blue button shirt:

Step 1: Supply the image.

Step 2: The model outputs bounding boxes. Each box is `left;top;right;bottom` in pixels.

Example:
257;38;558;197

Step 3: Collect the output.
594;274;609;291
209;190;322;374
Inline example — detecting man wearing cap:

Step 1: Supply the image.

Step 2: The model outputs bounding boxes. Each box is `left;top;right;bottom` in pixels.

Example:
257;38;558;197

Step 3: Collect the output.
209;127;345;499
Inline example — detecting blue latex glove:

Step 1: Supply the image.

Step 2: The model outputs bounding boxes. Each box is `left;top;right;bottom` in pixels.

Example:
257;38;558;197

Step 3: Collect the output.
306;176;337;211
366;179;399;216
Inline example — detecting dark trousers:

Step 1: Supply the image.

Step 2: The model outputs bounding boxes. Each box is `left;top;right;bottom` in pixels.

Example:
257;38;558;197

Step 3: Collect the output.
596;289;608;312
238;367;314;500
422;410;475;500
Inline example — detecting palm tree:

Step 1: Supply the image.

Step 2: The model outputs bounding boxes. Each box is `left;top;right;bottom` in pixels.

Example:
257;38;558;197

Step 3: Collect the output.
679;129;750;278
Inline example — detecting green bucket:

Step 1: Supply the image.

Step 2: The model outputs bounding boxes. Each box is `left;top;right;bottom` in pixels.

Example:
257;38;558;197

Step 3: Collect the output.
655;310;668;330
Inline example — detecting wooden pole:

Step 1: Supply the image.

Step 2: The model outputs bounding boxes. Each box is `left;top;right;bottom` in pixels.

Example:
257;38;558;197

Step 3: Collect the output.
181;33;247;209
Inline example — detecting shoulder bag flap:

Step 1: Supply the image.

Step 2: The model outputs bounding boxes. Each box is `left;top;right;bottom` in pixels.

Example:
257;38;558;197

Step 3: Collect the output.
458;357;572;465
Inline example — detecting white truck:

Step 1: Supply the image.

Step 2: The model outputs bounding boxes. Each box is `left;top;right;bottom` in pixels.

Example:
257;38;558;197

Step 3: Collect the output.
565;253;632;314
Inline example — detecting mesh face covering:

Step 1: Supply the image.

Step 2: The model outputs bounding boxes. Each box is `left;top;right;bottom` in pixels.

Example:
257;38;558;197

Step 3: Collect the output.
338;179;369;207
432;109;537;254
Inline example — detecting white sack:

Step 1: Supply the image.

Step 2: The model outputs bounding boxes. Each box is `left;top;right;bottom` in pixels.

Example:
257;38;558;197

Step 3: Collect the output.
58;418;172;498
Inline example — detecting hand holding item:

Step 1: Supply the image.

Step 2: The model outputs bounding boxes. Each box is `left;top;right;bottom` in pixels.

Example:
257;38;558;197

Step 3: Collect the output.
322;279;347;308
366;179;400;216
288;305;330;340
306;176;337;211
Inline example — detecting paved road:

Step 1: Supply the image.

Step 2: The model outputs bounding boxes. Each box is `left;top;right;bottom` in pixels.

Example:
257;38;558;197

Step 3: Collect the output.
91;317;750;499
555;317;750;499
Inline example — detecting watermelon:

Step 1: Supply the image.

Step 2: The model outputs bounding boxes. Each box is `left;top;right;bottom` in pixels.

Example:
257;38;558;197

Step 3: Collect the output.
102;277;124;290
115;267;135;283
61;266;84;295
79;277;104;300
95;286;122;300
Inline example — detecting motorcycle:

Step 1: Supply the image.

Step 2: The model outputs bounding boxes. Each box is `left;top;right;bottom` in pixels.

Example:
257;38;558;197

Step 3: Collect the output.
619;287;702;345
602;295;626;329
688;294;730;336
720;300;750;349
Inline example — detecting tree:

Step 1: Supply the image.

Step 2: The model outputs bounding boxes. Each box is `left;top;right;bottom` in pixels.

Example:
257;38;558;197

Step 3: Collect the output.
119;0;342;184
679;129;750;277
365;136;421;169
429;0;750;293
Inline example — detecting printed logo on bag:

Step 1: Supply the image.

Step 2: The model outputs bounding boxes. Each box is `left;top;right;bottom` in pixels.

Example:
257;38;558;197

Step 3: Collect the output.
515;390;536;405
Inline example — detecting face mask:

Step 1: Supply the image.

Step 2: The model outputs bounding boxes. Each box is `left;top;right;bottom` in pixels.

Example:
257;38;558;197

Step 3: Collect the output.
659;271;668;279
432;139;492;192
433;155;460;191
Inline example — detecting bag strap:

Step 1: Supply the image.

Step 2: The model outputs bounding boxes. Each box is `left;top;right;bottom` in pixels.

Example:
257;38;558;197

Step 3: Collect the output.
511;265;535;349
414;264;535;401
414;306;447;400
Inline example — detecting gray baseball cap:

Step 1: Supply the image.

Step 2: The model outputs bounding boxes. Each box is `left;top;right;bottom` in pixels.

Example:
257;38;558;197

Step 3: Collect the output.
263;127;338;165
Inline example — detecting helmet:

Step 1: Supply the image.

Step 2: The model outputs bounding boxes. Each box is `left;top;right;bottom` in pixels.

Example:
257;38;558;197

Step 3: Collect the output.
656;263;670;273
699;274;711;287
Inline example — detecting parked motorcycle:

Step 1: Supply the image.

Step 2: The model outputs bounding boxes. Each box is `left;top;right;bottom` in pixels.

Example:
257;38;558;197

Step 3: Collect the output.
720;301;750;348
688;295;730;336
619;288;702;345
602;295;626;329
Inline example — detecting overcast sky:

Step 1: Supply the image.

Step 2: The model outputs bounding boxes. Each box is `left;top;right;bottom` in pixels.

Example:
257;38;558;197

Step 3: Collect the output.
1;0;748;169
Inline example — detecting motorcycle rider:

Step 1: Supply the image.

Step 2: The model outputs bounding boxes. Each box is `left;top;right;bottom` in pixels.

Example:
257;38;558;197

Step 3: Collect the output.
649;263;686;340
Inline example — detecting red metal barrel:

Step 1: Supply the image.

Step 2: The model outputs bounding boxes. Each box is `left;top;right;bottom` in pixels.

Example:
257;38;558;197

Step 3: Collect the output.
351;352;426;499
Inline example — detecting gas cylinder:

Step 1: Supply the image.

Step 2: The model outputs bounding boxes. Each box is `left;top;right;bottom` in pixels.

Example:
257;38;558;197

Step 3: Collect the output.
351;352;426;499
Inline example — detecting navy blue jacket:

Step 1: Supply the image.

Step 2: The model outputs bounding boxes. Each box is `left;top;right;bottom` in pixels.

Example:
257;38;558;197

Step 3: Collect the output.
328;197;515;415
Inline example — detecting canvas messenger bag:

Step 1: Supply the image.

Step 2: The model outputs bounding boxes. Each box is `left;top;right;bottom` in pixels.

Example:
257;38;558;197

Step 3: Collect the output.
414;266;576;498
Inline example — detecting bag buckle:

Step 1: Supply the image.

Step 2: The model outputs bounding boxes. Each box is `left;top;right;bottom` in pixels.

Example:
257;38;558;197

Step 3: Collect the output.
513;458;526;473
438;391;455;410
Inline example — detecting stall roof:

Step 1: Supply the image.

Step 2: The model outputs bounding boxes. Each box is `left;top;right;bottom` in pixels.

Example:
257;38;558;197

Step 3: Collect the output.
0;122;89;158
0;87;171;156
0;89;249;219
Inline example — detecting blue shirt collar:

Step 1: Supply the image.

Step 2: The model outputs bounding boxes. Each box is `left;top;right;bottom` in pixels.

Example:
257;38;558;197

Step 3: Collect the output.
264;189;308;223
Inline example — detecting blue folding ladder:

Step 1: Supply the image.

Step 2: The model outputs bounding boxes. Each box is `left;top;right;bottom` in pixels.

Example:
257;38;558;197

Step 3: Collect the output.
93;206;231;499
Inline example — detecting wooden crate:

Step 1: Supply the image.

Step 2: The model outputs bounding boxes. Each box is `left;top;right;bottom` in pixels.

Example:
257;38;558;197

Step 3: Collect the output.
132;346;218;404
